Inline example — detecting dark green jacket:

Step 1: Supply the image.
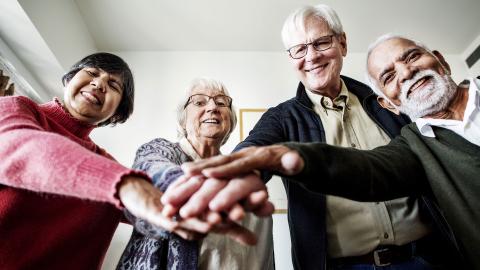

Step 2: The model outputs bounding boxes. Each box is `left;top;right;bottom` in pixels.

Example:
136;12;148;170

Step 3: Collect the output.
285;124;479;269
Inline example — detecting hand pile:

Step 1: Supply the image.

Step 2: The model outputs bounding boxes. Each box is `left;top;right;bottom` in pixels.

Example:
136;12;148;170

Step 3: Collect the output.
119;145;304;245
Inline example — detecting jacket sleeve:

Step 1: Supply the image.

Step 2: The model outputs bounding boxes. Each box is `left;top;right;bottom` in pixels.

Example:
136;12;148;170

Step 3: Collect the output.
283;137;429;201
124;138;186;239
0;96;145;208
234;107;286;181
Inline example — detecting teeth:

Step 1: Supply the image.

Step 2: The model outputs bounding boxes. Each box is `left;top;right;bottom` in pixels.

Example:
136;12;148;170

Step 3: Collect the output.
81;91;100;104
202;119;219;124
408;76;431;96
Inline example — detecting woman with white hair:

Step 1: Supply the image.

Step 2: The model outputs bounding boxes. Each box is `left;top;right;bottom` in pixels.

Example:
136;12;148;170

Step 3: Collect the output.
117;78;274;270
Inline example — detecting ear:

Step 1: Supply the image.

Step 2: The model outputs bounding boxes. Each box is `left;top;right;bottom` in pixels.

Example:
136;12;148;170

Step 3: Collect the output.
432;50;451;75
377;96;400;115
338;32;347;56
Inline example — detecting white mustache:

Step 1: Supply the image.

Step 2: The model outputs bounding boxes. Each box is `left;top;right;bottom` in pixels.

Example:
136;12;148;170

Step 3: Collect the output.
400;70;435;100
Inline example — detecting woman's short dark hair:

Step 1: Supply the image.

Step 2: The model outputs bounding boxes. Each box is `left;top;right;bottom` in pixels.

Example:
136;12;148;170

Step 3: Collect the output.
61;52;134;126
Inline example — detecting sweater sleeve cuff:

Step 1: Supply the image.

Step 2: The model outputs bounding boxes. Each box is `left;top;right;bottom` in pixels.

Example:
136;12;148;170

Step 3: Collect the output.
112;170;151;209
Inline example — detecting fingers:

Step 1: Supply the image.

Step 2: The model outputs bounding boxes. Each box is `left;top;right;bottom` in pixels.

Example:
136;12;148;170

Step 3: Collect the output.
227;203;245;222
202;145;292;178
181;154;233;177
244;190;268;210
161;175;205;206
118;177;180;231
161;204;179;218
244;190;275;216
205;211;222;225
179;178;227;218
280;151;304;175
209;173;266;212
176;217;212;234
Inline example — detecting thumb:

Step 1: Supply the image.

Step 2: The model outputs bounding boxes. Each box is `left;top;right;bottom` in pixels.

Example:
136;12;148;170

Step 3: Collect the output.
280;151;304;175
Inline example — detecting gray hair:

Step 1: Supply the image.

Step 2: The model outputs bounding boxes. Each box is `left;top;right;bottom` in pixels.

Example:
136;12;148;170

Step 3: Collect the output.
365;33;432;99
281;4;344;49
176;77;237;145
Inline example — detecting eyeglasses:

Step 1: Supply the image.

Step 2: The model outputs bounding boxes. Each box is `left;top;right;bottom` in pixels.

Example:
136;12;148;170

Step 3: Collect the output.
287;35;335;59
184;94;232;108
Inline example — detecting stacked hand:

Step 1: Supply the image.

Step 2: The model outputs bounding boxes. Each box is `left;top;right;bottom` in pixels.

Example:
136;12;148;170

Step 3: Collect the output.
117;145;304;245
161;145;304;243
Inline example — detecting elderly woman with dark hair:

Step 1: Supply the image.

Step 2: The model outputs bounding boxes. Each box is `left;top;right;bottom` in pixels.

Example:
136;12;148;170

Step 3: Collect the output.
117;78;274;270
0;53;172;269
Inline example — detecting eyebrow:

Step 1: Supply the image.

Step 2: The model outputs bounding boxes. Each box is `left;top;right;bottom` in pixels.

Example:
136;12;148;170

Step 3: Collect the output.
377;47;419;82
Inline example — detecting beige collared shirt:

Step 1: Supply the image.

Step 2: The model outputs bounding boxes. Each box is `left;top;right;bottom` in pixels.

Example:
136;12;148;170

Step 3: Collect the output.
306;80;431;258
179;138;274;270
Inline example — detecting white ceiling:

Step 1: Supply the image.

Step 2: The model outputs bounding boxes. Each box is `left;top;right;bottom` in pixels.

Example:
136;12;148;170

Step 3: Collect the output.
75;0;480;53
0;0;479;98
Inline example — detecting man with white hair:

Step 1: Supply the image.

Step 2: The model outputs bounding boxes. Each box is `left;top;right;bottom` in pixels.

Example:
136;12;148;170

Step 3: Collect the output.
178;34;475;268
162;5;452;270
231;5;448;269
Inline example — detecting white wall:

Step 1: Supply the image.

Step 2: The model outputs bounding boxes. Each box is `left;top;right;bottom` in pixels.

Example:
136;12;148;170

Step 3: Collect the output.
94;51;470;270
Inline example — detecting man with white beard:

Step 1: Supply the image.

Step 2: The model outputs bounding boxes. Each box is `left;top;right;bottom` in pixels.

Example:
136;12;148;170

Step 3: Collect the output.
173;34;479;269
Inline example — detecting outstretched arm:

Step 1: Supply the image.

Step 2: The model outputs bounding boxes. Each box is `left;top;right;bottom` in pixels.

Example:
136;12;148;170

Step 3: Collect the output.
283;139;428;201
0;96;209;239
170;139;427;213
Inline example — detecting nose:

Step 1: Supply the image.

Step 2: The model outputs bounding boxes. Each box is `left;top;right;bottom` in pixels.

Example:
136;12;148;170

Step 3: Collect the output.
398;64;419;84
205;98;219;112
305;44;322;62
90;76;107;93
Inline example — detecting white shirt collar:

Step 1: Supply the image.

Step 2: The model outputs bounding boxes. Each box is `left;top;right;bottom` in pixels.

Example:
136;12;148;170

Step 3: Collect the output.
415;78;480;137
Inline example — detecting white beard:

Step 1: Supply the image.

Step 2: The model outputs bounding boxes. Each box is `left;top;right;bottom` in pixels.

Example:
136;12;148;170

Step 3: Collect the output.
395;69;457;120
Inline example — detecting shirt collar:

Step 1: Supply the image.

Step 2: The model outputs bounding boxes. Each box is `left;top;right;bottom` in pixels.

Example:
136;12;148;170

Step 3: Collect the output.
306;79;350;111
415;77;479;137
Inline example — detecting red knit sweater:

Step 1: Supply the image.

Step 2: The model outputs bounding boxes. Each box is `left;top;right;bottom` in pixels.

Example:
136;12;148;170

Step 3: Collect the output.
0;96;145;269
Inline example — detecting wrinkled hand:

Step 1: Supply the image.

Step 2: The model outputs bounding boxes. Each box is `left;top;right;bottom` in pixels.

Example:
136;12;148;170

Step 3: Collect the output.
117;176;258;245
161;173;274;218
184;145;304;179
0;70;15;96
161;145;302;216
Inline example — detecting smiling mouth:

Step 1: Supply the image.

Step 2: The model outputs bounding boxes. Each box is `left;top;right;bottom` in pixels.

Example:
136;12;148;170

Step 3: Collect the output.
305;63;328;73
201;119;220;124
80;91;102;105
407;76;432;97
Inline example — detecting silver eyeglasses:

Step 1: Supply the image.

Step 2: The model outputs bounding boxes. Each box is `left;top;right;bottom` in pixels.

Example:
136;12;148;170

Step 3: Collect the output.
287;35;335;59
184;94;232;108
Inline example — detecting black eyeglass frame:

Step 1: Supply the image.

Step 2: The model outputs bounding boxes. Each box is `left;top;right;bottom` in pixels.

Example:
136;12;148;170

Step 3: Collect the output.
286;34;336;59
184;94;233;109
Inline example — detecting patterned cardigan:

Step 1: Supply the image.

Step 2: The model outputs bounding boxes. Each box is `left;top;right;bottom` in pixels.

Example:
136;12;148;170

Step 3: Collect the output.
117;138;198;270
